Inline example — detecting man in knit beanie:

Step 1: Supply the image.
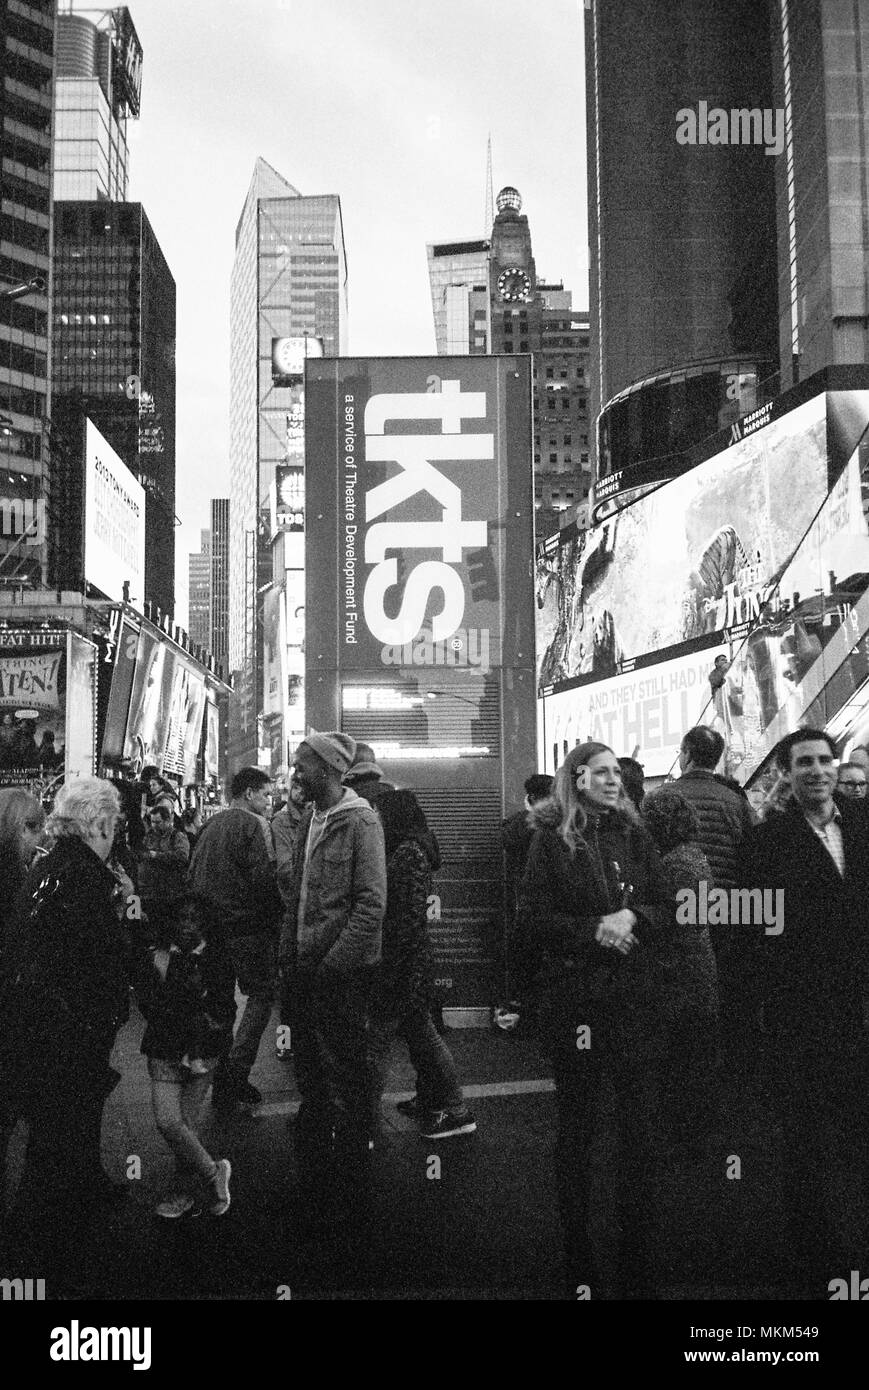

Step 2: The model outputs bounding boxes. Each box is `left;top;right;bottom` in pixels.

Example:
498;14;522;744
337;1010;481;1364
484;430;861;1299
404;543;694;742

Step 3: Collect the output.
279;730;387;1222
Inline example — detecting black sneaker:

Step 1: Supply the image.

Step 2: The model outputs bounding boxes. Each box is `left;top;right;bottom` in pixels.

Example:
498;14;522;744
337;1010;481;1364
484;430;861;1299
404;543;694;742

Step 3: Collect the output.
419;1109;477;1140
236;1081;262;1108
396;1097;421;1118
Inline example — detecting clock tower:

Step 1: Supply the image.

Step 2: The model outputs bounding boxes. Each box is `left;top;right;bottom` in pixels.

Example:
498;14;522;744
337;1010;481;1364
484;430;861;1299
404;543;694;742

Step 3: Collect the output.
489;186;537;321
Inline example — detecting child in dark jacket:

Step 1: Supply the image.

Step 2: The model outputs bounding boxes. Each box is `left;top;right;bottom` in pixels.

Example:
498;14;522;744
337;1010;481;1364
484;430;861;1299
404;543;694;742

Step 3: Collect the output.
134;893;236;1219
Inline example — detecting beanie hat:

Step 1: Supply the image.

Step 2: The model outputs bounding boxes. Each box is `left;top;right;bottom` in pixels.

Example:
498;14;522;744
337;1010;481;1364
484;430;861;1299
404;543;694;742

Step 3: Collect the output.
344;740;383;782
301;729;357;774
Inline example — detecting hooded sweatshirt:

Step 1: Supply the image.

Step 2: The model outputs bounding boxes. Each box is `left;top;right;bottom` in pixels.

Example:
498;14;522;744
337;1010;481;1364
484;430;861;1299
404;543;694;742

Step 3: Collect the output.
279;787;386;976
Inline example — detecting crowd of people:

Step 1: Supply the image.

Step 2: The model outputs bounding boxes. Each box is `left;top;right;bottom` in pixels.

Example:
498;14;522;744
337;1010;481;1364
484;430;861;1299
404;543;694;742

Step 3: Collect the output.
0;719;867;1298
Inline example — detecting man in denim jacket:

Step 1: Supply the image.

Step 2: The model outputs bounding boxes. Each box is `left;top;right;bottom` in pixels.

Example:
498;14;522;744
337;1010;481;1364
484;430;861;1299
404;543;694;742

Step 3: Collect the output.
280;730;386;1219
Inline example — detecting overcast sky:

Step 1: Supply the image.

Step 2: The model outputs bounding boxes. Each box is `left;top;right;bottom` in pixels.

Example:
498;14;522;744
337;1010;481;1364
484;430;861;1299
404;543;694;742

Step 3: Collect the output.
114;0;588;622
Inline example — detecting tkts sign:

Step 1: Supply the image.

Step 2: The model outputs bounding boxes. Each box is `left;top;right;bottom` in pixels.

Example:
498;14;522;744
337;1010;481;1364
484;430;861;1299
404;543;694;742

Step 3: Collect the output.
328;360;515;672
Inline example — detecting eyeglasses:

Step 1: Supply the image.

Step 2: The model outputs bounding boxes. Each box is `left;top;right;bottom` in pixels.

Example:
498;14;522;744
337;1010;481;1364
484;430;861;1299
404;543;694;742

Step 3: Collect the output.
839;781;867;793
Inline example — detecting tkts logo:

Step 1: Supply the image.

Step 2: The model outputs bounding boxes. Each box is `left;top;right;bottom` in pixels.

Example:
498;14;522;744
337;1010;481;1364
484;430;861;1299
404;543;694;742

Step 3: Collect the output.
362;380;493;647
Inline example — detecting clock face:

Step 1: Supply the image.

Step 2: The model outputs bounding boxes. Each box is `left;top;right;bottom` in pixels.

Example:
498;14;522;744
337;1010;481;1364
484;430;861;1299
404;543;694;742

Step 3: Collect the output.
497;266;532;302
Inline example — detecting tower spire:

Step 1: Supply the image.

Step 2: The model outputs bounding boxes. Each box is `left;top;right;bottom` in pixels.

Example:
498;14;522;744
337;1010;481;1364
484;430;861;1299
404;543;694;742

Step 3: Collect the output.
484;133;494;235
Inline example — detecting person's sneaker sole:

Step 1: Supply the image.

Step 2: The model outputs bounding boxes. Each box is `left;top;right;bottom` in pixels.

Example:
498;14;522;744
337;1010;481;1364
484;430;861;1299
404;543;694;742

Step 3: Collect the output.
209;1159;232;1216
155;1194;196;1220
419;1118;477;1140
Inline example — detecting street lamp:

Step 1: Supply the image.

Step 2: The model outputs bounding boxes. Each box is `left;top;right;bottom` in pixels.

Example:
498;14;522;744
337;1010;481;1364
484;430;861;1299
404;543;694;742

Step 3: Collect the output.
0;274;46;302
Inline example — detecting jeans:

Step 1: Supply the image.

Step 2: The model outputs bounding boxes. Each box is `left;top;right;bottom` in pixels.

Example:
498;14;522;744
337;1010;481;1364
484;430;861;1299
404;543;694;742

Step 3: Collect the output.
148;1059;217;1185
370;1000;464;1126
223;932;276;1082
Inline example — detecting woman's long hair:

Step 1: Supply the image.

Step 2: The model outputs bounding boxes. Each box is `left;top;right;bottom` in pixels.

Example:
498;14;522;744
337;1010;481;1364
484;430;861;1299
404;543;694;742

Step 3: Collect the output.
0;788;45;870
376;788;429;858
552;741;639;854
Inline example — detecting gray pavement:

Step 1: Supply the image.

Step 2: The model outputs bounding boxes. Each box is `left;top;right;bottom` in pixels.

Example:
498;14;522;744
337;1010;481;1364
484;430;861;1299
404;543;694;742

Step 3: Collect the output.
2;997;861;1300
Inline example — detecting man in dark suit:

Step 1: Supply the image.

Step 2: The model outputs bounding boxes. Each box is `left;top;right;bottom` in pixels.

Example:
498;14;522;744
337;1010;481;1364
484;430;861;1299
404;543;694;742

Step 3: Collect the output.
742;728;869;1294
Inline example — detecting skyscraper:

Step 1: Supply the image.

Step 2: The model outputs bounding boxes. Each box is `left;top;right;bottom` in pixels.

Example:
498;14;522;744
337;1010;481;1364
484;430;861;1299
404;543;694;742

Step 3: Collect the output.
426;238;490;354
229;158;347;773
188;527;211;650
771;0;869;389
0;0;54;591
210;496;229;671
428;187;592;538
585;0;779;511
52;200;176;614
488;187;591;536
53;7;141;202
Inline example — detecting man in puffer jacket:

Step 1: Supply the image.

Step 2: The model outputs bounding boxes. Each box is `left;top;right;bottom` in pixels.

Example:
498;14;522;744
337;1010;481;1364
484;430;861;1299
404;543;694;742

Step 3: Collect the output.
279;730;386;1219
675;724;758;1075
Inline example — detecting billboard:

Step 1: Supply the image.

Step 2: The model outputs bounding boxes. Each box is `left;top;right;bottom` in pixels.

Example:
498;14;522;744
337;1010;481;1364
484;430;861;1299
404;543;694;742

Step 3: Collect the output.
84;418;146;604
539;647;723;777
122;627;175;773
273;465;304;532
306;356;536;1017
306;357;532;678
718;433;869;781
537;393;829;691
0;631;95;785
101;615;140;763
162;655;207;783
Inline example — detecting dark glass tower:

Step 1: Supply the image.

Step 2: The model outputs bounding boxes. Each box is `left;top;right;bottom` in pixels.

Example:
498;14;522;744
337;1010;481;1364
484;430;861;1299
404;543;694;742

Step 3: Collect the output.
52;200;176;614
586;0;779;505
0;0;54;590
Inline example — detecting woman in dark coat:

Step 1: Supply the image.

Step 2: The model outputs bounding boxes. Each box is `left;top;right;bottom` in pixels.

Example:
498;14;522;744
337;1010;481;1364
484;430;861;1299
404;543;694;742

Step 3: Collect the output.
642;788;721;1152
521;741;673;1298
369;790;474;1141
0;777;131;1244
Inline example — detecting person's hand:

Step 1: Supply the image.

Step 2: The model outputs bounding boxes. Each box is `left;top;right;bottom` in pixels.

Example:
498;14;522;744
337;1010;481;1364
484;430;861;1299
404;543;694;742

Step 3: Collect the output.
595;909;637;954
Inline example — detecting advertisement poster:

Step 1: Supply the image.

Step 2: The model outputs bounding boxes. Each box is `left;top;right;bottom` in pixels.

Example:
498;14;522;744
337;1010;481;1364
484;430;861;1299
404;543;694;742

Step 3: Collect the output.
720;439;869;780
84;418;146;604
123;628;176;773
162;655;207;783
536;394;828;690
539;648;722;777
101;616;140;763
65;633;96;779
204;699;220;782
0;639;66;785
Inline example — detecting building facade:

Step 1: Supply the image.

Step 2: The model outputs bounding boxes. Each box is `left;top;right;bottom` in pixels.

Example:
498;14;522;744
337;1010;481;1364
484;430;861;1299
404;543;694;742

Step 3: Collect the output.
771;0;869;390
209;496;229;670
0;0;54;592
426;237;490;355
228;158;347;774
585;0;779;507
52;200;176;614
487;187;591;538
53;7;141;202
188;527;210;650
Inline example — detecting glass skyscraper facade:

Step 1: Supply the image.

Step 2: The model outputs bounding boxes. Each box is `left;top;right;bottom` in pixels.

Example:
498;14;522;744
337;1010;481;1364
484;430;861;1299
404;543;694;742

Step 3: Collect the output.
52;200;176;614
229;158;347;773
53;8;141;202
426;239;490;354
0;0;54;590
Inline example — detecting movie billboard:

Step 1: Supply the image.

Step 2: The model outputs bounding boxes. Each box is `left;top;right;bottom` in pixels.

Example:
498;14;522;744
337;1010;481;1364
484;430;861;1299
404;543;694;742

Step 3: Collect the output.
101;615;140;764
718;434;869;781
65;633;96;778
162;654;207;784
122;628;176;774
536;393;828;691
0;634;65;785
539;647;723;777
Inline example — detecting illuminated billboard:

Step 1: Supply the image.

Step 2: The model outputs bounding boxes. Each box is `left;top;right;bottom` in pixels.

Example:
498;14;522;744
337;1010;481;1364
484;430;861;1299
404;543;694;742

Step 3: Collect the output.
84;419;146;604
539;647;723;777
537;393;829;691
306;356;533;680
0;631;96;786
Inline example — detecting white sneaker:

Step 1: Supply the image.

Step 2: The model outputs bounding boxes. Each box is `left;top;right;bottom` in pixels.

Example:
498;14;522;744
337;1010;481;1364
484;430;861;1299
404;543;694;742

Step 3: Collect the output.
209;1158;232;1216
155;1192;195;1219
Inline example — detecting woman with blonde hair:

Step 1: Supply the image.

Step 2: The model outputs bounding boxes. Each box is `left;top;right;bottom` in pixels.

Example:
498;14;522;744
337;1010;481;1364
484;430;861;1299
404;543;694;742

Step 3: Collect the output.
0;778;132;1285
521;742;673;1298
